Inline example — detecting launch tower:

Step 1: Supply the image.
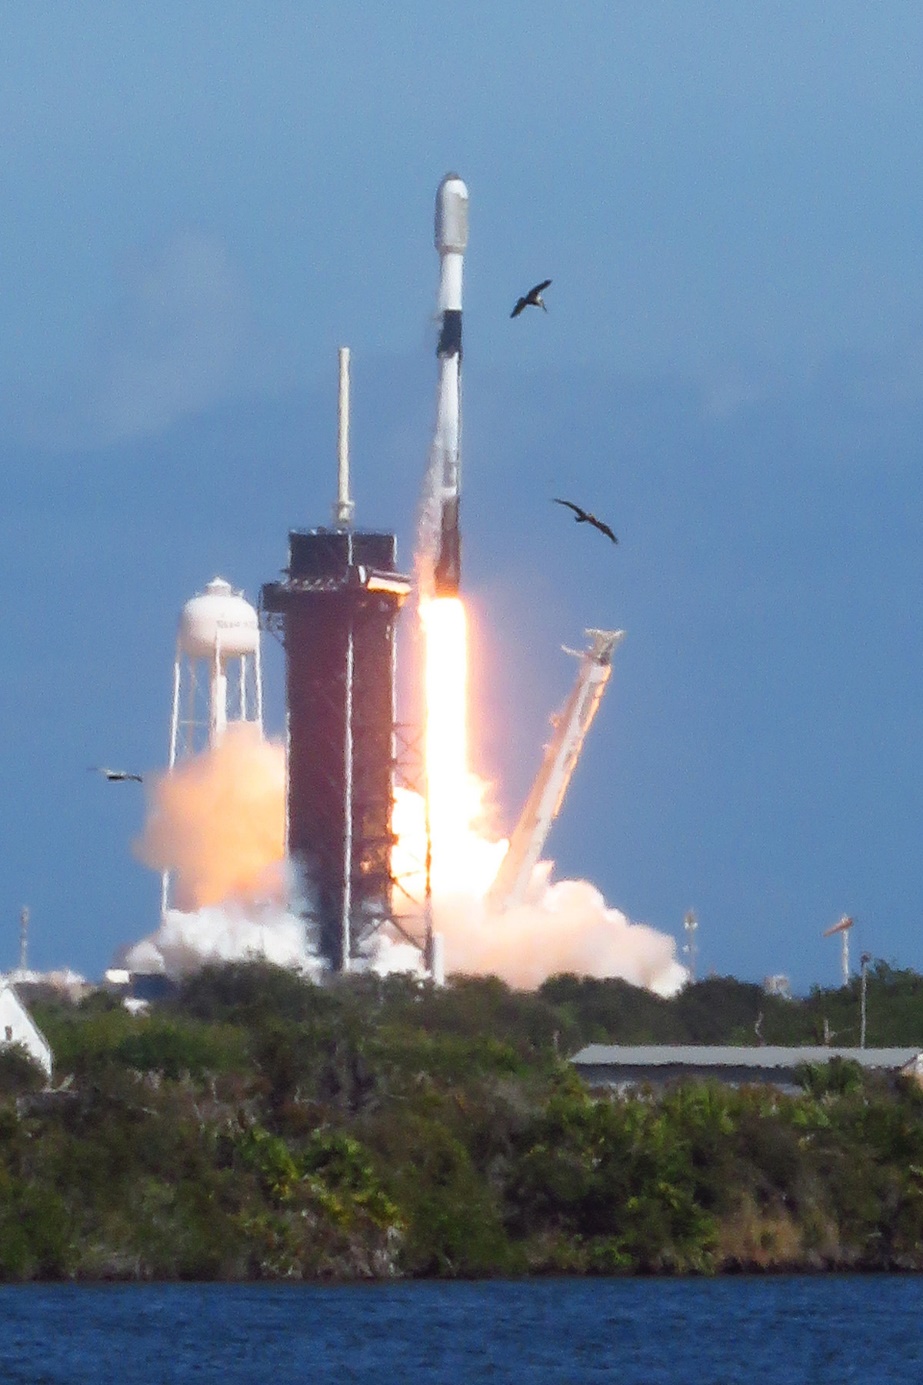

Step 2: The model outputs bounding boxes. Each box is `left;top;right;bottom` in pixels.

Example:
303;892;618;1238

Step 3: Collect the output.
262;350;411;971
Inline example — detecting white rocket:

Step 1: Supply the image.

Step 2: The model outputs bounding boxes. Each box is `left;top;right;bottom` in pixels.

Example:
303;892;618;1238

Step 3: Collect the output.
431;172;468;596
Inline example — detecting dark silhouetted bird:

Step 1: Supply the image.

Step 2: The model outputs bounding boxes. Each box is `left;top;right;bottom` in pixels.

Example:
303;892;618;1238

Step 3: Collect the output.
552;498;618;544
511;279;552;317
88;767;143;783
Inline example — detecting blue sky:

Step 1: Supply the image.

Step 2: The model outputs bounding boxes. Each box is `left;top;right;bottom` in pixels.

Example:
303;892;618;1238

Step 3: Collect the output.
2;3;923;987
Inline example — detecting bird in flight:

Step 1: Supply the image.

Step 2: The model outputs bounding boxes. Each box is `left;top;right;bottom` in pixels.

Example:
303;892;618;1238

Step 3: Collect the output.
88;767;144;783
511;279;552;318
552;498;618;544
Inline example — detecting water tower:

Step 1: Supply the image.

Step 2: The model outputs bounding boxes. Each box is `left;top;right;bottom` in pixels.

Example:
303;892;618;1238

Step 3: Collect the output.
169;576;263;764
162;577;264;914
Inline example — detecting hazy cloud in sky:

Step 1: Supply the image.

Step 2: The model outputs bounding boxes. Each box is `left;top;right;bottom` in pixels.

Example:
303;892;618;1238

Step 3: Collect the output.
15;231;279;450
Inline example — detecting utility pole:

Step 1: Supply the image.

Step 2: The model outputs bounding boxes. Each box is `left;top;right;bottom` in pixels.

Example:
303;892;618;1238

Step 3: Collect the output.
18;906;29;974
860;952;872;1049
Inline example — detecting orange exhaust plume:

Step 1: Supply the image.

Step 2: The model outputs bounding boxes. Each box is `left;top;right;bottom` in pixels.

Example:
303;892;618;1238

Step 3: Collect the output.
135;722;285;910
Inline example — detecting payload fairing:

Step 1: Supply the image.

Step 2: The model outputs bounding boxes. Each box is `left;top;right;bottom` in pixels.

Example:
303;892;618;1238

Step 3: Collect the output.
431;173;468;596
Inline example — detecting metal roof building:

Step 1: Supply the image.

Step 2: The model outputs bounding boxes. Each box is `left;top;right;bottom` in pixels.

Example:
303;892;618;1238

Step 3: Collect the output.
571;1045;923;1094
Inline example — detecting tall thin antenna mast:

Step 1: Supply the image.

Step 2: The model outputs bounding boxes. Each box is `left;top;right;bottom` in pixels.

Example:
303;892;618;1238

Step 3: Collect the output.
18;906;29;973
860;952;872;1048
333;346;354;528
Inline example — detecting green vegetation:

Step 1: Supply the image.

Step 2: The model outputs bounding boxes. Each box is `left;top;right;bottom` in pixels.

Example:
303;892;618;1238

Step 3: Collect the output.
0;961;921;1279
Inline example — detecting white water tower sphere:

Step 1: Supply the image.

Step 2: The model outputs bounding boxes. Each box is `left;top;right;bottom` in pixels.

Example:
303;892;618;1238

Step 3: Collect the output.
169;577;263;763
178;578;260;662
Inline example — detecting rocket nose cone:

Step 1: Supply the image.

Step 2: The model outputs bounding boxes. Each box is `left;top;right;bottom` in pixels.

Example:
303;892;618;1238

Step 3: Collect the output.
435;173;469;254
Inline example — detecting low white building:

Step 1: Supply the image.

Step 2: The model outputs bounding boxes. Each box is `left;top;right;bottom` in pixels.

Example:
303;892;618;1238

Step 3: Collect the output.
571;1045;923;1095
0;981;52;1080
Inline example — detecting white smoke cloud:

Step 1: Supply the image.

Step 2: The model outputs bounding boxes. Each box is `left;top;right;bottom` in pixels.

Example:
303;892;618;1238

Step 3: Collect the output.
430;874;687;997
119;901;322;980
390;783;686;995
415;450;442;598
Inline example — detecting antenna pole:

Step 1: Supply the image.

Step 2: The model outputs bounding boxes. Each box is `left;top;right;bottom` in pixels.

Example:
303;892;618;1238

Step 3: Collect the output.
18;906;29;974
860;952;871;1048
333;347;354;527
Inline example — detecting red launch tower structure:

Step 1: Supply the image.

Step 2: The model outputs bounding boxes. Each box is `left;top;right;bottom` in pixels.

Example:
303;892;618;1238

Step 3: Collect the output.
261;351;411;972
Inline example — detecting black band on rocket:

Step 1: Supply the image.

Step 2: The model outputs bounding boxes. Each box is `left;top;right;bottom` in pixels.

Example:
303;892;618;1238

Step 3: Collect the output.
437;310;463;359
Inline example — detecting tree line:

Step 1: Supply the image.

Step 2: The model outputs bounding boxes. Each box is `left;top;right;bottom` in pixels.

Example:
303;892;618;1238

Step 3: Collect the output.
0;961;920;1279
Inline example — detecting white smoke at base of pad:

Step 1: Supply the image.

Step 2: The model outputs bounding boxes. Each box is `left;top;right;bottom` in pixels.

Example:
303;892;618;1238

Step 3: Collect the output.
390;785;687;997
438;880;686;997
119;899;323;979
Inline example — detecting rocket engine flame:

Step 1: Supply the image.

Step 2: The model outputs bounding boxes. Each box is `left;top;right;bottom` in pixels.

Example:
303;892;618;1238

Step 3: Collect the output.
420;597;506;891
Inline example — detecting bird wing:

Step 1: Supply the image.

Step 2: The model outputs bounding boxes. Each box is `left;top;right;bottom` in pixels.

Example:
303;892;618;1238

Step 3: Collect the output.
553;498;586;519
510;298;527;318
532;279;552;294
589;517;618;544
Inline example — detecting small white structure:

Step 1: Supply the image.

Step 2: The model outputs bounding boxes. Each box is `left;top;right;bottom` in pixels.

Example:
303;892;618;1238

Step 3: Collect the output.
0;982;52;1080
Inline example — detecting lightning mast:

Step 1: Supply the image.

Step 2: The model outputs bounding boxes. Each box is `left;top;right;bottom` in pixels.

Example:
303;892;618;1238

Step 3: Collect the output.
487;629;624;912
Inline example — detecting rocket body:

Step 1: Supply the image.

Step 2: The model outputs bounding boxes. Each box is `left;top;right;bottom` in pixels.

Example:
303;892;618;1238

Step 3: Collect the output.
431;174;468;596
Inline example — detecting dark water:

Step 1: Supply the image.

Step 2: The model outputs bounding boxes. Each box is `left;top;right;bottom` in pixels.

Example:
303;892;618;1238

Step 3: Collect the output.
1;1277;921;1383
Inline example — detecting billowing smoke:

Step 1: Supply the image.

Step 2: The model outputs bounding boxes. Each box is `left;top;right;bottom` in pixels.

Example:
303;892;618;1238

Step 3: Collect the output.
391;786;686;996
124;723;315;978
122;717;684;995
134;722;285;910
120;901;321;979
435;879;685;996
